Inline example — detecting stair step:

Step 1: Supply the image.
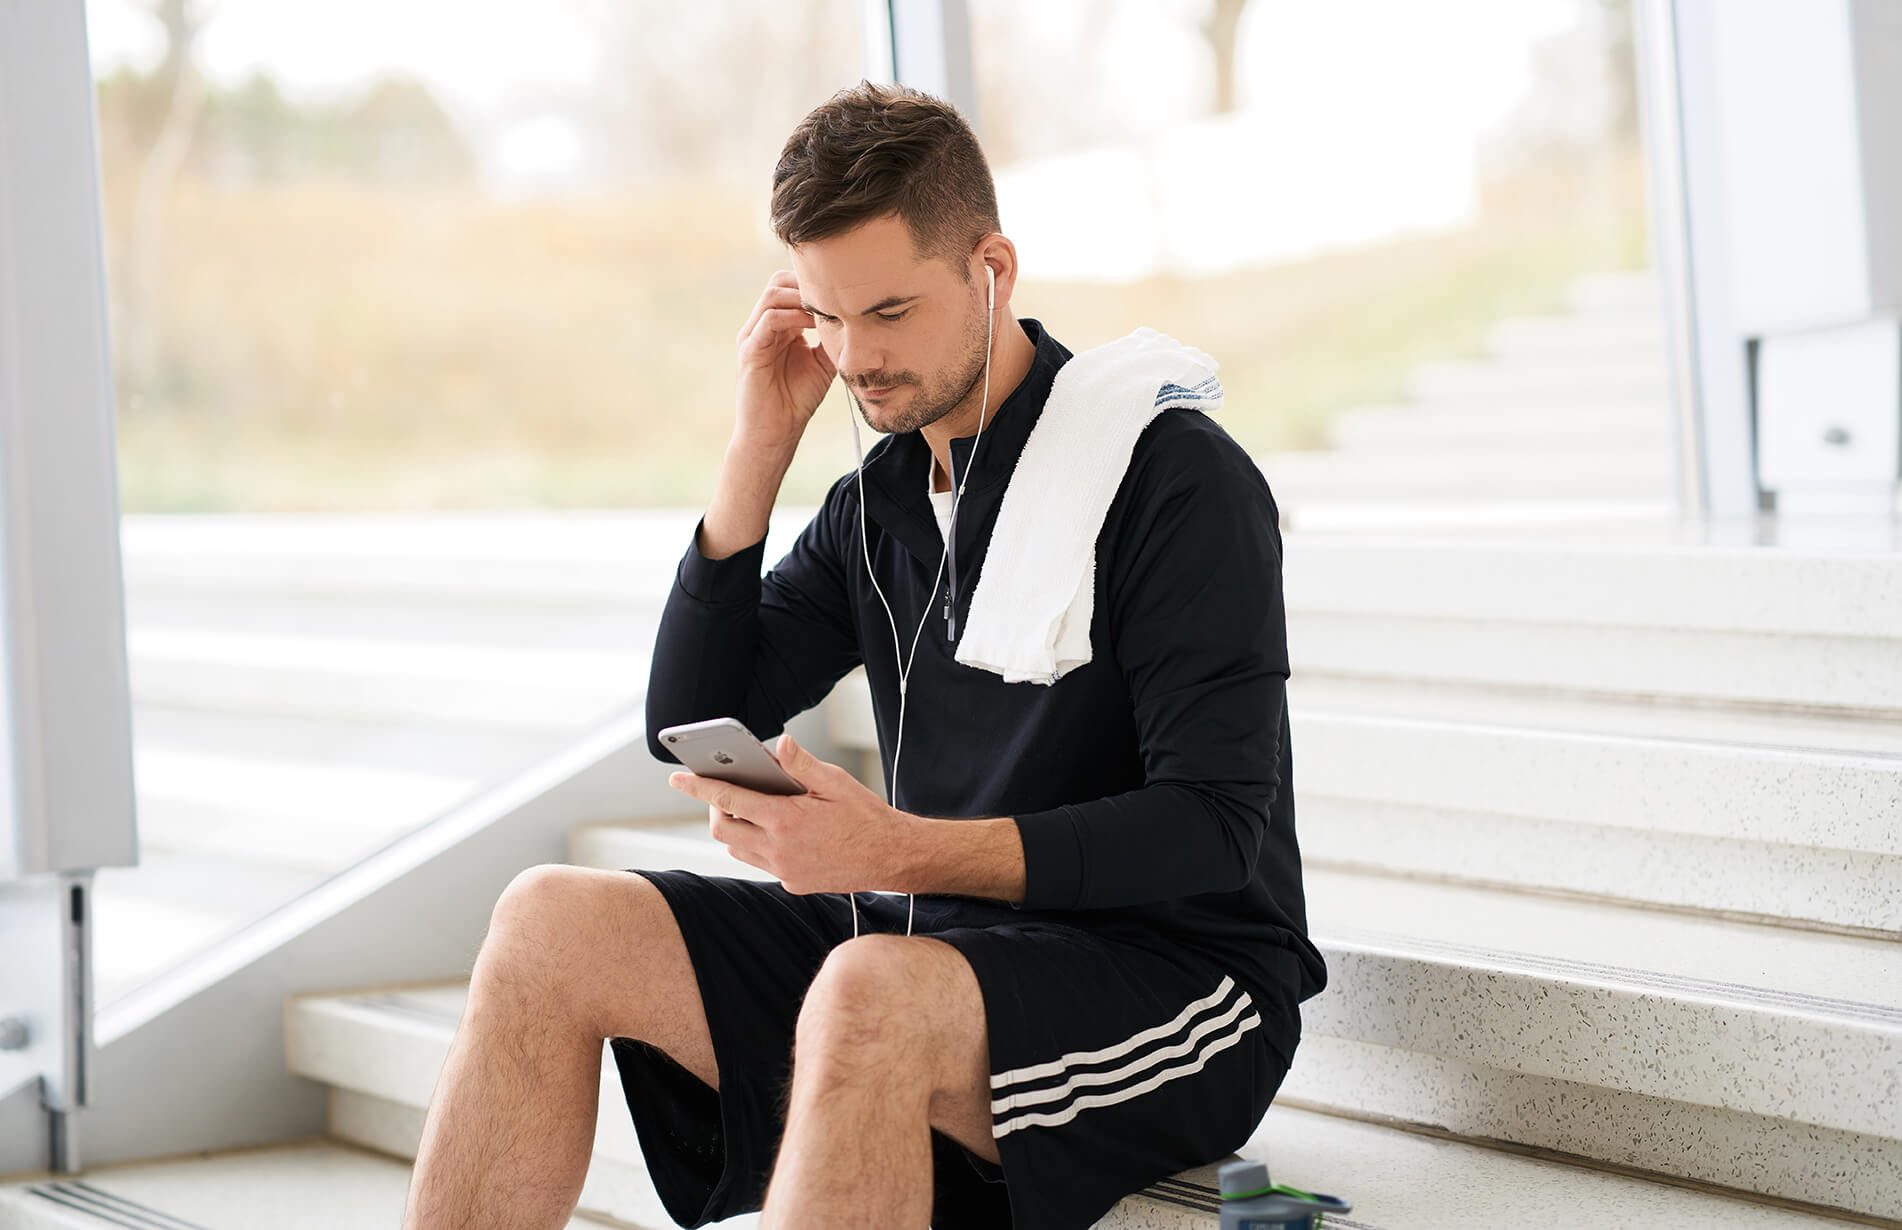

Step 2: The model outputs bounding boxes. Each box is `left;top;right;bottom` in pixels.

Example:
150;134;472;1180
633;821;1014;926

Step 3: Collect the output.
119;508;806;605
821;608;1902;934
1280;498;1682;535
1485;311;1666;358
128;627;644;727
127;588;664;651
1122;1103;1852;1229
1407;357;1668;407
130;704;574;780
1296;868;1902;1218
1325;401;1669;451
1287;673;1902;758
285;983;732;1230
281;978;1858;1230
1281;536;1902;712
572;828;1902;1219
1290;708;1902;933
0;1139;618;1229
1261;448;1672;503
1568;271;1662;313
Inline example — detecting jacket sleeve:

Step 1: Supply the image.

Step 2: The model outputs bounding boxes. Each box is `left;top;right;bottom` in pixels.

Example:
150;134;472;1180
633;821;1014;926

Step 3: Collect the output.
1008;421;1290;909
645;474;864;763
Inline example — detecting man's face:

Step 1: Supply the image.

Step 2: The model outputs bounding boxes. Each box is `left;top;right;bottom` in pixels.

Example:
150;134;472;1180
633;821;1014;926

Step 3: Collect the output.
790;213;989;436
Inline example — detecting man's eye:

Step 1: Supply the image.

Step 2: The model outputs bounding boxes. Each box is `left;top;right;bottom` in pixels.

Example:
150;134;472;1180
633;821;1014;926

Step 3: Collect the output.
877;311;907;322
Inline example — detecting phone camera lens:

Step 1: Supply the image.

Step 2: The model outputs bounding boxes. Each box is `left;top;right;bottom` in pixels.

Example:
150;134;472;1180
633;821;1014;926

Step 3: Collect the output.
665;735;677;743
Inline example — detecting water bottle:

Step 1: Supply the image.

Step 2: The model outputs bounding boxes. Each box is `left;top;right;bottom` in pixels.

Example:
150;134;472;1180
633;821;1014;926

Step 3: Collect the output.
1217;1160;1352;1229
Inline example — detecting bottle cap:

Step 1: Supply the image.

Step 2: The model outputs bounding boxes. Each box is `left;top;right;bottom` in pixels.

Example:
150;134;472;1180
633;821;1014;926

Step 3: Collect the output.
1217;1160;1272;1199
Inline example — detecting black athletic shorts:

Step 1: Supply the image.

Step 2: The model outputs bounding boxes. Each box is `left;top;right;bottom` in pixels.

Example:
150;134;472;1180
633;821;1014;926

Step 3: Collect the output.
607;868;1296;1230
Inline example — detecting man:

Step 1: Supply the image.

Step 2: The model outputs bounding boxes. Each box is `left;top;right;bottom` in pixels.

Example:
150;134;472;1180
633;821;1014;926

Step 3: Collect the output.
401;81;1324;1230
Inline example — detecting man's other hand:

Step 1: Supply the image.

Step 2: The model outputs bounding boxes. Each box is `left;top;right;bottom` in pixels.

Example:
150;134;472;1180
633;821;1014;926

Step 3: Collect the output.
666;733;921;895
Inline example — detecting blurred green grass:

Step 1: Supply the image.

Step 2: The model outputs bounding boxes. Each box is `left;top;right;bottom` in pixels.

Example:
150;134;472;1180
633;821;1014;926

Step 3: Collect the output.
110;154;1649;514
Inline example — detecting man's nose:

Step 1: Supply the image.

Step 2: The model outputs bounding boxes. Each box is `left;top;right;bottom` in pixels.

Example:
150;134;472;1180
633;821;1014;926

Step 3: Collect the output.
835;323;883;384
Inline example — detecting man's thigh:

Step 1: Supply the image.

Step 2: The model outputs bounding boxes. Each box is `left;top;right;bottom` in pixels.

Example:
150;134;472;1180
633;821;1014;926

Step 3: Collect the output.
919;934;1004;1166
922;918;1293;1230
485;864;719;1090
802;933;1001;1166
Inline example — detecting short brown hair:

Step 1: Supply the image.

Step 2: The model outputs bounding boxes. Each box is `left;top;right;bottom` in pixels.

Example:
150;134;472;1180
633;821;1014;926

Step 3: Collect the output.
771;80;999;279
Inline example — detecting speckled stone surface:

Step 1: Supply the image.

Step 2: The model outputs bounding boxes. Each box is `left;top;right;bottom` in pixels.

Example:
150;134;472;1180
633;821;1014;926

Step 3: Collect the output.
1300;879;1902;1140
1301;798;1902;934
1305;942;1902;1138
1293;710;1902;856
1290;612;1902;712
574;819;1902;1217
1305;869;1902;1024
1286;673;1902;758
1280;536;1902;639
1096;1102;1874;1228
1276;1037;1902;1221
289;964;1891;1227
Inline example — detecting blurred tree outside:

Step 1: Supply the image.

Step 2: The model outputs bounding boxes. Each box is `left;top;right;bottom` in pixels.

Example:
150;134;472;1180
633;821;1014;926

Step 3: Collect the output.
98;0;1650;515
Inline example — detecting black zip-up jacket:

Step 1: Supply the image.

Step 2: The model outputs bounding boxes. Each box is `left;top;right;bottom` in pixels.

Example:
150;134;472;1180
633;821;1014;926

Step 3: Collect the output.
646;317;1326;1060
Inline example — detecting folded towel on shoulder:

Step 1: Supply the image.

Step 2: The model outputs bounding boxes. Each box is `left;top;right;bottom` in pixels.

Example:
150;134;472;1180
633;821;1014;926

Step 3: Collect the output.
954;326;1223;685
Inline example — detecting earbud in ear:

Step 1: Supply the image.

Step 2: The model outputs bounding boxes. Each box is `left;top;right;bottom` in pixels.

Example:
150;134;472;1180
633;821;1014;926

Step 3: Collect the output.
986;264;995;310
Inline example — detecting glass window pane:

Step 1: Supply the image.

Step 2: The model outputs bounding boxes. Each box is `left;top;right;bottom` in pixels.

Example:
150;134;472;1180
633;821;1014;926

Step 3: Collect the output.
86;0;868;1004
971;0;1665;531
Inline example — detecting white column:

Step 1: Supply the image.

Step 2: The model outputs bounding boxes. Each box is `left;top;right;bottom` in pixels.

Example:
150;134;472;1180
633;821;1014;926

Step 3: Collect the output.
1646;0;1902;540
867;0;980;130
0;0;141;1171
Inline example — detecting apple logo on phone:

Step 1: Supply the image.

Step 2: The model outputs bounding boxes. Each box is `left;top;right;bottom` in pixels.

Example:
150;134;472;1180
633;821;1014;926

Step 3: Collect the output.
713;751;735;765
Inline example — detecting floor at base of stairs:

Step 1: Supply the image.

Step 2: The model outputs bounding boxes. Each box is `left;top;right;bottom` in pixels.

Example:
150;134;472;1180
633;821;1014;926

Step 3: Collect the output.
3;1104;1883;1230
0;1139;629;1230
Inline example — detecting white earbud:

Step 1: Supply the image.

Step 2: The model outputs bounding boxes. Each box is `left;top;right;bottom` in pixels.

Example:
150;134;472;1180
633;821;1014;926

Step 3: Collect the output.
840;255;999;942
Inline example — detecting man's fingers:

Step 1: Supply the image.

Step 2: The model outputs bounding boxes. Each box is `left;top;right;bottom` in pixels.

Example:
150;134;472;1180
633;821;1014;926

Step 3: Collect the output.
742;306;820;354
774;731;808;773
670;770;783;826
736;279;808;346
808;338;836;378
774;732;855;791
709;806;759;845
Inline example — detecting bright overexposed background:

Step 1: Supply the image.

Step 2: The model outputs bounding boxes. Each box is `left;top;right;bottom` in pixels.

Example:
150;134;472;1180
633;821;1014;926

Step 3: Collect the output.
86;0;1647;512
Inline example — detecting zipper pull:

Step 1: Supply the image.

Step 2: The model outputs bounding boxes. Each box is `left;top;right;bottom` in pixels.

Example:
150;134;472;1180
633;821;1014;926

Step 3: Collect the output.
944;582;958;640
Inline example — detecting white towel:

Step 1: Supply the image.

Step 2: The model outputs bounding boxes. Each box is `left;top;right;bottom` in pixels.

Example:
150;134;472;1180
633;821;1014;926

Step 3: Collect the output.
954;327;1223;684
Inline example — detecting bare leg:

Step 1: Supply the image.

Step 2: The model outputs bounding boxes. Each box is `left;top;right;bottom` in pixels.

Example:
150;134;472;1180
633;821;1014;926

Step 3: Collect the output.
401;866;718;1230
759;935;999;1230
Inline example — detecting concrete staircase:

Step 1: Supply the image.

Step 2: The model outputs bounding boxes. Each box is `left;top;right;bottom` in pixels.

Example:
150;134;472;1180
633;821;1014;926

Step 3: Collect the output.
94;510;717;1006
797;535;1902;1222
5;269;1899;1226
1271;271;1681;533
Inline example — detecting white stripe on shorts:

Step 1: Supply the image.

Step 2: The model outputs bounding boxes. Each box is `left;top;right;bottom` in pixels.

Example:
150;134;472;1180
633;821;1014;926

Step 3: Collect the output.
989;975;1260;1138
990;976;1242;1093
993;1009;1262;1138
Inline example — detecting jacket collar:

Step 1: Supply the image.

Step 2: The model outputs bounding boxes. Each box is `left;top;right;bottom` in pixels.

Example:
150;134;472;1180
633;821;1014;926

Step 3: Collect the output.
855;317;1071;565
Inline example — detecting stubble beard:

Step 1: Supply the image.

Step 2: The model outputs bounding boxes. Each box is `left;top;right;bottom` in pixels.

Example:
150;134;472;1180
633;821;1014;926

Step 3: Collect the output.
849;296;991;437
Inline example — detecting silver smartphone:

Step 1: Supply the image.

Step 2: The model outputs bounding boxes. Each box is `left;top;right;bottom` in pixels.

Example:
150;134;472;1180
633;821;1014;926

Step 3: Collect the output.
657;717;808;796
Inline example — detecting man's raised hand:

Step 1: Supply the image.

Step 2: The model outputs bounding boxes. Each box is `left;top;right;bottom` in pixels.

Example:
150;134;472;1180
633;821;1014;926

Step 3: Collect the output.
733;269;837;453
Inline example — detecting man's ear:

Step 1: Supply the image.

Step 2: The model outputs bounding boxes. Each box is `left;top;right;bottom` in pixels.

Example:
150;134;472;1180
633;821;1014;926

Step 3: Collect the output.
974;234;1019;308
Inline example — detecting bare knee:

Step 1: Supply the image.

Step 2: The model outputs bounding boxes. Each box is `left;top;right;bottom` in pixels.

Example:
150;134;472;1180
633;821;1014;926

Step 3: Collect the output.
795;936;942;1080
476;865;665;1026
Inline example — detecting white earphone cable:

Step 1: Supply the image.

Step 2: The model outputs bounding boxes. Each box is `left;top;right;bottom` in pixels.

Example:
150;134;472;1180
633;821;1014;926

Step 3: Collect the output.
843;264;995;940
